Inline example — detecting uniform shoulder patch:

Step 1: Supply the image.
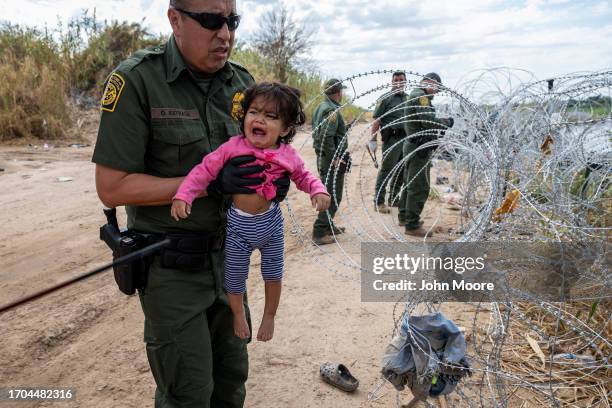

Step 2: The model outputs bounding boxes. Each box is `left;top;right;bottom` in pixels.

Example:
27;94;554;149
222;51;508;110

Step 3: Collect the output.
326;111;337;124
101;72;126;112
231;91;246;121
419;96;429;107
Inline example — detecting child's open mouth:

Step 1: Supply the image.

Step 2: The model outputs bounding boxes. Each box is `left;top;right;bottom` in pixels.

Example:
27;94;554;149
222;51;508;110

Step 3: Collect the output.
252;127;266;136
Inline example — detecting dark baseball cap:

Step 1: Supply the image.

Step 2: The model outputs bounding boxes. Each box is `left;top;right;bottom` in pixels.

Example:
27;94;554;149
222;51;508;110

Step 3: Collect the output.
423;72;442;84
323;78;347;95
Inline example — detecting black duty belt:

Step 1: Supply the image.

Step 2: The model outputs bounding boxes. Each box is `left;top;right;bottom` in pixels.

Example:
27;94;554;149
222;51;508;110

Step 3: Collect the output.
148;232;224;270
387;128;406;137
382;127;407;140
162;233;224;253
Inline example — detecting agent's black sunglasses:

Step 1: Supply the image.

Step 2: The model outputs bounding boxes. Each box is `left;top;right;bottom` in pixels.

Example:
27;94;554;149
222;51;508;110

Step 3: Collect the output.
174;8;241;31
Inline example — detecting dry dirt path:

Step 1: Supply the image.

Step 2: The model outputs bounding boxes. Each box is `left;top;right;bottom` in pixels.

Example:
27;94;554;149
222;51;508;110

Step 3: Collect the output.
0;121;475;407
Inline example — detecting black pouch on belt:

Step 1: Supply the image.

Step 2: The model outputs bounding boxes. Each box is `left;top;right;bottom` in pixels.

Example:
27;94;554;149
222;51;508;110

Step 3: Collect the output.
382;128;406;143
99;208;155;295
159;233;224;270
113;232;151;294
381;128;392;142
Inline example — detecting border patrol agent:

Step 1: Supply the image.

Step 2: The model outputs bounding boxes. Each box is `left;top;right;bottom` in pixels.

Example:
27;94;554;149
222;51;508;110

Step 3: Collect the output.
398;72;452;237
369;71;409;213
311;78;348;245
92;1;288;406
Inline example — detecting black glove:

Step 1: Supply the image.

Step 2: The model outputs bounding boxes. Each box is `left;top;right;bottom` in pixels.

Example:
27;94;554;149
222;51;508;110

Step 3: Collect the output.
272;172;291;202
208;155;264;196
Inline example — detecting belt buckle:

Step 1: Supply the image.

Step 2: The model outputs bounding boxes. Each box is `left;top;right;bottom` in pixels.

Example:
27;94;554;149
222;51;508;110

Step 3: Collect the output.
165;232;224;254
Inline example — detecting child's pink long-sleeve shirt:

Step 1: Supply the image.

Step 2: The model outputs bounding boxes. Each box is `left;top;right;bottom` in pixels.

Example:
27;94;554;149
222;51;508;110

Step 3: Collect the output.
174;135;329;205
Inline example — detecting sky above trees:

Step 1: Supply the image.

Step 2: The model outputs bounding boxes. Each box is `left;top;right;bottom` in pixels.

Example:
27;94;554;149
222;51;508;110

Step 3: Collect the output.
4;0;611;104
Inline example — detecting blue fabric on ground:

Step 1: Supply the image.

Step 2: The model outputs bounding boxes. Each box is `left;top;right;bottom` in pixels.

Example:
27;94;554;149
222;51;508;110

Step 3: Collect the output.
381;312;470;400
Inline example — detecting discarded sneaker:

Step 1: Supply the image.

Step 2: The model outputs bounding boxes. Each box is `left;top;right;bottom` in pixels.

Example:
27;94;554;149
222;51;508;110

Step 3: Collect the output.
320;362;359;392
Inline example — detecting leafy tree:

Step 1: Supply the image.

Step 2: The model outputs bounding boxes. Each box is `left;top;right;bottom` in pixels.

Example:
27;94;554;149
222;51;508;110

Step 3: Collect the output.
250;3;313;83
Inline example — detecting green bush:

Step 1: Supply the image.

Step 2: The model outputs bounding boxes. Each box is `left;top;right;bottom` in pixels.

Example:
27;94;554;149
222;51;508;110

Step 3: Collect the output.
0;24;68;140
232;43;365;123
67;19;164;95
0;11;363;141
0;12;162;140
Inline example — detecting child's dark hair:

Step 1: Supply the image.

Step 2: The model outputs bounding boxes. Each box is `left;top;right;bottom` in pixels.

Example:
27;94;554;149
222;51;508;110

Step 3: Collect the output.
240;82;306;144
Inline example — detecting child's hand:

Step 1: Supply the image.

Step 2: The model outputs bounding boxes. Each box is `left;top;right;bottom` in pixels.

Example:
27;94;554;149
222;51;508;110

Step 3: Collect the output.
311;193;331;212
171;199;191;221
234;314;251;340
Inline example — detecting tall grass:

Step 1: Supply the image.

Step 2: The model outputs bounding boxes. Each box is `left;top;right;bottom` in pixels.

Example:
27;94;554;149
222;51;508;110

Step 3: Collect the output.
0;24;68;140
0;11;364;141
0;12;162;141
62;14;163;93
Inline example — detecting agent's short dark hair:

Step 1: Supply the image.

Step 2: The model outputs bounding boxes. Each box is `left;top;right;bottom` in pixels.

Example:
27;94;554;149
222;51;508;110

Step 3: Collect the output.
392;71;406;80
169;0;187;8
170;0;187;9
240;82;306;144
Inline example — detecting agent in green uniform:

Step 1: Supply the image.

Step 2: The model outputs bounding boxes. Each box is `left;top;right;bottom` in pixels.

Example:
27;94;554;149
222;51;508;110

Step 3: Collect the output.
369;71;408;213
398;72;453;237
92;1;288;406
311;78;348;245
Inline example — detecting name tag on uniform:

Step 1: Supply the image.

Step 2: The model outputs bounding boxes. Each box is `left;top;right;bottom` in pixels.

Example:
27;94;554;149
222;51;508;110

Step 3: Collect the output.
151;108;200;120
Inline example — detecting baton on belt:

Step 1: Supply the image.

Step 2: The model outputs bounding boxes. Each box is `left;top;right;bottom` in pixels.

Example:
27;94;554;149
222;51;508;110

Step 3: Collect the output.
0;238;170;314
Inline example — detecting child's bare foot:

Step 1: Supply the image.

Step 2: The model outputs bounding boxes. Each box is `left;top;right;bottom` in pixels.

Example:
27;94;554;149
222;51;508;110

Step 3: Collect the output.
257;314;275;341
233;314;250;339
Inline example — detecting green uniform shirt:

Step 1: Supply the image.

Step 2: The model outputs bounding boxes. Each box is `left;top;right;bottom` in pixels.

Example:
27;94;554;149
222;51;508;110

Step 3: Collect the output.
311;96;347;160
403;87;445;136
92;35;255;233
373;91;408;130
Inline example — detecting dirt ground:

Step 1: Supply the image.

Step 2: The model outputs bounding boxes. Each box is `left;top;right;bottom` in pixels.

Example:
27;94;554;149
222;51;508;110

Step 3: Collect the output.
0;114;515;408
